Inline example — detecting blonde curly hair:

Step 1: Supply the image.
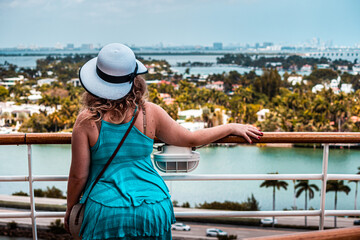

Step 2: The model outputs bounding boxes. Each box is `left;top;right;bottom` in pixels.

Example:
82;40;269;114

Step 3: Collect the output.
81;75;148;124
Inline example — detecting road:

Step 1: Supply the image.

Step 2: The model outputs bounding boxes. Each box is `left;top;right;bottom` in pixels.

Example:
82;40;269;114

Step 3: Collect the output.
172;222;307;239
0;195;357;239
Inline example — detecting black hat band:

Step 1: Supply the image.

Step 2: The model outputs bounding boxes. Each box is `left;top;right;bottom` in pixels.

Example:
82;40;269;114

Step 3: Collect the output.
96;63;138;84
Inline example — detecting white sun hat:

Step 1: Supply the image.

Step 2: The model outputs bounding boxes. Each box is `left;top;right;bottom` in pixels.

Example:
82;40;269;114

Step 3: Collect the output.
79;43;148;100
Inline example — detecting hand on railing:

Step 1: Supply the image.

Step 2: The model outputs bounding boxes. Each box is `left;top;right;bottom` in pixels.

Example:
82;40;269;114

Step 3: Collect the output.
229;124;263;144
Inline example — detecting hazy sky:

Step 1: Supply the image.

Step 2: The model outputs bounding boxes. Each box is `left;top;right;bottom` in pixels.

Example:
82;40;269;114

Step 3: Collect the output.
0;0;359;48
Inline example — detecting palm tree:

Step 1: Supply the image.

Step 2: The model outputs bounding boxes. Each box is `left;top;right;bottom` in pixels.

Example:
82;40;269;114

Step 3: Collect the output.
348;167;360;210
295;180;319;226
326;180;351;228
260;173;288;227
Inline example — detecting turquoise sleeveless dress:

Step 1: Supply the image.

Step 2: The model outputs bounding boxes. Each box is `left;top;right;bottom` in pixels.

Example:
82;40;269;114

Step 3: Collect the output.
79;108;176;239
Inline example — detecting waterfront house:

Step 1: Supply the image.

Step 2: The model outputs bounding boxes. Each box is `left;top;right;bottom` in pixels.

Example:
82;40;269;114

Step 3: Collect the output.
159;93;175;105
330;79;339;89
317;64;330;69
178;109;203;121
353;64;360;74
287;75;303;86
67;78;81;87
27;89;42;102
37;78;57;87
256;109;270;122
0;75;25;88
337;65;348;72
340;83;354;94
300;64;312;72
146;80;161;85
198;75;208;82
266;62;282;67
306;50;360;62
289;64;298;72
205;81;224;91
0;101;55;129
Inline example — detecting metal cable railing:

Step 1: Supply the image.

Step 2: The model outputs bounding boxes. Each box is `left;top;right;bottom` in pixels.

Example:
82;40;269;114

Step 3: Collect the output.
0;132;360;240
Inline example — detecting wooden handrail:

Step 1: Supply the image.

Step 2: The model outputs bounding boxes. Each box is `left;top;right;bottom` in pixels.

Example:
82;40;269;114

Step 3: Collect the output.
244;226;360;240
0;132;360;145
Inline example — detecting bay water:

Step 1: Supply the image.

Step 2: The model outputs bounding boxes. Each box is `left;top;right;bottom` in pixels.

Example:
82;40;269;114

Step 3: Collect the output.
0;144;358;211
0;55;298;76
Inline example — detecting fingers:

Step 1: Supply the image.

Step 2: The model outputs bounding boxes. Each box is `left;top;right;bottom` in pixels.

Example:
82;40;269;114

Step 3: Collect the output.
64;212;70;232
242;133;252;144
248;127;263;136
232;124;263;144
242;125;263;144
246;131;261;140
64;218;69;232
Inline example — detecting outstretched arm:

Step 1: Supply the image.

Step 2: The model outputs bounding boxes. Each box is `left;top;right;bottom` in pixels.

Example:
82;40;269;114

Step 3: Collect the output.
153;103;262;147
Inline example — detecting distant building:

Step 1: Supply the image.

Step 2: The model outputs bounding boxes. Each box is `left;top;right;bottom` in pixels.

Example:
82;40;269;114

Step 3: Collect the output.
0;75;25;88
330;79;340;89
306;51;360;62
66;43;74;50
27;94;42;102
81;44;93;50
263;42;274;47
256;109;270;122
317;64;330;69
145;80;161;85
178;109;203;121
337;65;348;72
312;84;325;93
68;78;81;87
213;42;223;50
37;78;57;87
289;64;298;72
287;76;303;86
159;93;175;105
266;62;282;67
205;81;224;91
27;89;42;102
198;75;208;82
0;101;55;129
340;84;354;94
301;64;312;72
353;64;360;74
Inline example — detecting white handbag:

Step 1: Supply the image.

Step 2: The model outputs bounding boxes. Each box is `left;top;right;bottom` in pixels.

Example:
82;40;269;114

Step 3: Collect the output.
69;203;84;240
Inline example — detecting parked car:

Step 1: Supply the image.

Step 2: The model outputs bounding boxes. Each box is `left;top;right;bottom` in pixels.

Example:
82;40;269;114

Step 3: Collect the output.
261;218;278;225
354;219;360;225
206;228;228;237
171;222;191;231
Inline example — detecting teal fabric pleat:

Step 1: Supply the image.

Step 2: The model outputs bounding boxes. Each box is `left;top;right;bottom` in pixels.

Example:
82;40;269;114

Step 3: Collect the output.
81;197;175;240
79;110;176;239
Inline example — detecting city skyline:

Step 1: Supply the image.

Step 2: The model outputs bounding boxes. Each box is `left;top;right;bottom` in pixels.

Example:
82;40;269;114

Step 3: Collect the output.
2;38;358;50
0;0;359;48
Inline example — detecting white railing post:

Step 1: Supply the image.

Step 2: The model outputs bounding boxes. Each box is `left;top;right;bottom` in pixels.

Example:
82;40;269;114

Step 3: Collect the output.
28;144;38;240
319;144;329;230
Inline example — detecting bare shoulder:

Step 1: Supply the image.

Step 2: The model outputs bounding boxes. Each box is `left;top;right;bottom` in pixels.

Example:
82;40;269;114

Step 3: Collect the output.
73;109;97;134
144;102;165;115
143;101;158;110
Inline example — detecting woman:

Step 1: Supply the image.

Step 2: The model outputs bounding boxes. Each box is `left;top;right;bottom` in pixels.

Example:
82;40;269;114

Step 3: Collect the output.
65;43;262;239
